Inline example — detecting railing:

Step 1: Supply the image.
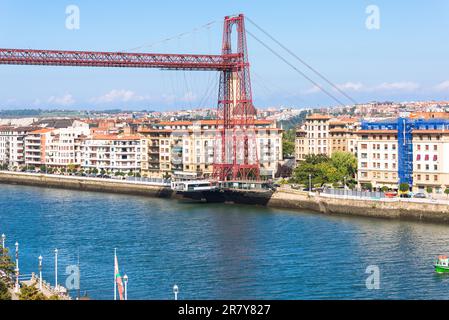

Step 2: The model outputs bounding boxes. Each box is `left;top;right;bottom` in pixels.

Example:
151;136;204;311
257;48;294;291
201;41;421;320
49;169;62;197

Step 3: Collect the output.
322;188;386;199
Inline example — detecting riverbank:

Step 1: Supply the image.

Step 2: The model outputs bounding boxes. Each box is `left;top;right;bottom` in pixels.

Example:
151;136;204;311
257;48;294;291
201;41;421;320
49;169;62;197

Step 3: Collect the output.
268;187;449;224
0;171;174;198
1;171;449;224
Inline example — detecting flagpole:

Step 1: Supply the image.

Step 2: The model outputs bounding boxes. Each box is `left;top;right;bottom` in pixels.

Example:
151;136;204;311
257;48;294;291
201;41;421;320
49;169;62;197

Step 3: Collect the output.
114;248;117;301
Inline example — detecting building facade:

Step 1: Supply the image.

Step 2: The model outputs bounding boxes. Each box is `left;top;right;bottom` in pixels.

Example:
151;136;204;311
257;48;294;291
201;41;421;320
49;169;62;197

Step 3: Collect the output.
0;126;38;168
140;120;283;178
80;134;142;173
295;114;358;164
357;117;449;193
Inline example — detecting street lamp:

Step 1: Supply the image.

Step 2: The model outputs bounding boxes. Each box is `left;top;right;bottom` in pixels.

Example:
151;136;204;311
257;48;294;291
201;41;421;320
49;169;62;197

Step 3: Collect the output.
123;274;128;300
54;248;58;291
1;234;5;255
15;242;19;270
14;242;19;293
38;255;43;291
173;285;179;301
309;174;312;194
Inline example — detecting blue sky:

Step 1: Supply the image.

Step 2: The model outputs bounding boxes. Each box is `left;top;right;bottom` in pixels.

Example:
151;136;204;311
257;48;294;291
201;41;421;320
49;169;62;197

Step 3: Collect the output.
1;0;449;110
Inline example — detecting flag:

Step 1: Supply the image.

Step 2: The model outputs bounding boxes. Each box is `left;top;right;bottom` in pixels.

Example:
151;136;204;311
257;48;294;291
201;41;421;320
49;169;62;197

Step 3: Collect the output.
115;252;124;300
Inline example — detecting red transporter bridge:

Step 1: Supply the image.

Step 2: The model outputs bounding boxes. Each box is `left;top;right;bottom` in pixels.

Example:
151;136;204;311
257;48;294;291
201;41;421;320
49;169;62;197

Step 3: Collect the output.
0;14;260;181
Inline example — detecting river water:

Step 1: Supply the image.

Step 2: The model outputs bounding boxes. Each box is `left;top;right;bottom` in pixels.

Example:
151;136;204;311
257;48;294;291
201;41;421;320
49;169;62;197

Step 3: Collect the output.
1;184;449;300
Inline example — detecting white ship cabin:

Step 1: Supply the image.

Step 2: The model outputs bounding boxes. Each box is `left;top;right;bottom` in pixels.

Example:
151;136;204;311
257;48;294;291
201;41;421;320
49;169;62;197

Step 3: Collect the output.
171;180;218;192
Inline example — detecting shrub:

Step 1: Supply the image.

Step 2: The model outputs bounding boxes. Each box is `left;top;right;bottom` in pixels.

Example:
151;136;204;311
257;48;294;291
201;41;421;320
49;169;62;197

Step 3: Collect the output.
399;183;410;193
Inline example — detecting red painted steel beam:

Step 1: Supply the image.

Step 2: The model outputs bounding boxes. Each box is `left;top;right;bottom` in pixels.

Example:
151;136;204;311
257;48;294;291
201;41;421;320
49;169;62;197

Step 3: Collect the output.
0;48;242;71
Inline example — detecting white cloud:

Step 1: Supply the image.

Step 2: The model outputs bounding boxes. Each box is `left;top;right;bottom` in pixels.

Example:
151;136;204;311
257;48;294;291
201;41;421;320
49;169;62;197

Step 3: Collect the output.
336;82;364;92
47;94;75;106
302;85;321;95
302;81;421;96
434;81;449;92
90;90;149;104
374;82;420;92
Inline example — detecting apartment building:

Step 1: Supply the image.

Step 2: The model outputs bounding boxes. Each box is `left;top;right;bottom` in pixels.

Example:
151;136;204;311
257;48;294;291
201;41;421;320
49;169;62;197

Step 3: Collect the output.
45;121;91;168
295;114;358;164
139;120;283;178
0;126;38;168
24;128;54;168
356;117;449;193
80;134;142;173
412;128;449;194
329;119;358;155
356;129;399;189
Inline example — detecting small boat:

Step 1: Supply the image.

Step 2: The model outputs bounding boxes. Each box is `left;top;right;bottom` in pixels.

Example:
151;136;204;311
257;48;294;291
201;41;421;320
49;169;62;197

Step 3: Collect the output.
434;255;449;273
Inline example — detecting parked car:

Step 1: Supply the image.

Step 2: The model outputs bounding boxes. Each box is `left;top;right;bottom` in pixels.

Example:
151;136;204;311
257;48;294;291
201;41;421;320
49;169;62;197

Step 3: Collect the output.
400;193;412;198
385;192;398;198
413;193;427;199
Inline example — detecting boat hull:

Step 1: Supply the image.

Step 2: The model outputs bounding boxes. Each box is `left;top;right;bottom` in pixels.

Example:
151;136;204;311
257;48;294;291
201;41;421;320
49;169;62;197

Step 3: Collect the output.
435;265;449;273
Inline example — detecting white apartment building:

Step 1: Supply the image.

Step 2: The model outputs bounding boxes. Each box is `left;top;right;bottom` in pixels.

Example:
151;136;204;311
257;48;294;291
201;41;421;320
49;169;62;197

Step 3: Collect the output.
45;121;90;168
356;129;399;189
0;126;37;168
412;129;449;194
81;134;142;173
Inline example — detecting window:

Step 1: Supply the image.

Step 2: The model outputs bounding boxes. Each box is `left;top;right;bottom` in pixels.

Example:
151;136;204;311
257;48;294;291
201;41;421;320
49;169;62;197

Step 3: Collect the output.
425;145;429;151
433;155;438;161
417;164;421;170
417;174;421;181
416;154;421;161
417;145;421;151
434;145;438;151
425;155;430;161
434;175;438;182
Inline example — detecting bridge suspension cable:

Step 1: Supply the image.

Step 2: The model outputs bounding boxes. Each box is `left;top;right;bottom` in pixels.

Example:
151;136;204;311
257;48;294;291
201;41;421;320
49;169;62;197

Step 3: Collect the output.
246;29;347;107
246;16;358;106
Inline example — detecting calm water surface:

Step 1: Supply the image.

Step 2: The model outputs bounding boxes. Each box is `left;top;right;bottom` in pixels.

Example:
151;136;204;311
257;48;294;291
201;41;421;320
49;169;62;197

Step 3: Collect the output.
1;184;449;300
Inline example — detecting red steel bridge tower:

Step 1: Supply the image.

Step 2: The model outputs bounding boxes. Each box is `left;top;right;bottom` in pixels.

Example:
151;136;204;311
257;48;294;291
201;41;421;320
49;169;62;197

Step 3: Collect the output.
0;14;260;181
213;14;259;181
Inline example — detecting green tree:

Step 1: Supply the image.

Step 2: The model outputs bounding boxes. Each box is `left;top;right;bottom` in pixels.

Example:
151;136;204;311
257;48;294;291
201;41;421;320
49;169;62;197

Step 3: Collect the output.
445;188;449;198
426;186;433;194
0;280;11;300
0;248;15;275
399;183;410;193
330;151;358;181
18;283;47;300
381;186;389;193
282;129;296;159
